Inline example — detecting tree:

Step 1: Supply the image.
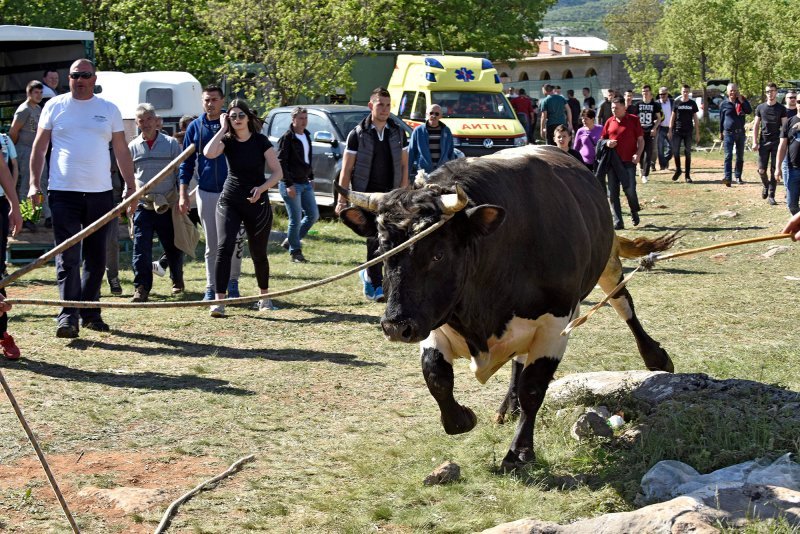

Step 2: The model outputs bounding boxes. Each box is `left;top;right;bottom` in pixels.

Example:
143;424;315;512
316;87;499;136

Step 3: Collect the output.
361;0;556;61
602;0;663;89
202;0;370;110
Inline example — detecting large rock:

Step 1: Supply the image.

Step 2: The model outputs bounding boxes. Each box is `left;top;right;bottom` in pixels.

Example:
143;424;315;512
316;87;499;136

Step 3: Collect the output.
547;371;800;417
481;484;800;533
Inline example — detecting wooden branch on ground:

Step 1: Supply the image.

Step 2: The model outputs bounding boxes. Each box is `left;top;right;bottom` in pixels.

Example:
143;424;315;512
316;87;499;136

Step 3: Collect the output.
154;454;255;533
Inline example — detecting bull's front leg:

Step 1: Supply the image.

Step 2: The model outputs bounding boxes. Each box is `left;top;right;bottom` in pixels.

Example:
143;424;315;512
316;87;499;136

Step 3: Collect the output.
421;346;477;435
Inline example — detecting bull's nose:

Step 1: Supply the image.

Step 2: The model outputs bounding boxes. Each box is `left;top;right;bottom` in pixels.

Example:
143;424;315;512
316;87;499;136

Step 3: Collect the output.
381;319;417;343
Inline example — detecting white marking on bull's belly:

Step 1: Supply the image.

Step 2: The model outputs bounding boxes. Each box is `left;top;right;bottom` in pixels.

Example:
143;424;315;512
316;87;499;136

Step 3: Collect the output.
420;310;578;385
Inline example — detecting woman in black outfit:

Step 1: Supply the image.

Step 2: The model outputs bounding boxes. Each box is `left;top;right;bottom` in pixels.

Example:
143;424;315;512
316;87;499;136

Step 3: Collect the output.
203;99;283;316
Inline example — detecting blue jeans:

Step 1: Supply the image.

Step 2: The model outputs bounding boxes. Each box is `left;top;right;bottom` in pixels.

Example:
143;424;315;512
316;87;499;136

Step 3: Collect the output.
723;130;745;181
132;206;183;291
785;166;800;215
49;189;113;327
279;181;319;253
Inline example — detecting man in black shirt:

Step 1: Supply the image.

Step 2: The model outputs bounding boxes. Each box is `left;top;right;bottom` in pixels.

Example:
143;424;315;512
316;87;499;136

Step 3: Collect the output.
753;83;788;205
566;89;582;132
336;87;409;302
668;84;699;182
718;83;752;186
598;89;615;126
633;85;663;183
582;87;596;110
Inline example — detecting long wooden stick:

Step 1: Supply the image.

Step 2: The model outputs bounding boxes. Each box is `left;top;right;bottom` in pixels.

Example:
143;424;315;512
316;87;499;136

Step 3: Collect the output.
0;144;195;291
641;233;792;269
154;454;255;533
0;369;80;533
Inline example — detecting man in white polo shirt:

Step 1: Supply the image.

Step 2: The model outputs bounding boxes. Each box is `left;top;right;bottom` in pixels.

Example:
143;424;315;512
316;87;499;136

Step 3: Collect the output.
29;59;136;338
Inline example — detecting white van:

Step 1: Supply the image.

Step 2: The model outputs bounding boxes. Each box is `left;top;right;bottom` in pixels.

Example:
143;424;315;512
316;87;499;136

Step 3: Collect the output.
94;71;203;141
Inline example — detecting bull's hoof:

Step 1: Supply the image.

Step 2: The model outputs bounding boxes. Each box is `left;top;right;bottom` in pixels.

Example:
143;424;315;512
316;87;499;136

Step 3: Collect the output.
500;448;535;473
441;405;477;435
644;346;674;373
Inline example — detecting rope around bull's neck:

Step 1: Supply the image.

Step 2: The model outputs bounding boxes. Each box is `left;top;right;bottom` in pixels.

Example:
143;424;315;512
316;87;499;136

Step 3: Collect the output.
4;217;449;309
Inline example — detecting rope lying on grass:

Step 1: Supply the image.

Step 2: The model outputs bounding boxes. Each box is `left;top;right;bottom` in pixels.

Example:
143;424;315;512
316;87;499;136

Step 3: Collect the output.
562;232;794;335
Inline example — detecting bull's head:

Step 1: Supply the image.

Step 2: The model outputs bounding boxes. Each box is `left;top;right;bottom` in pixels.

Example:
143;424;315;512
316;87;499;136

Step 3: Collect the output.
337;181;505;343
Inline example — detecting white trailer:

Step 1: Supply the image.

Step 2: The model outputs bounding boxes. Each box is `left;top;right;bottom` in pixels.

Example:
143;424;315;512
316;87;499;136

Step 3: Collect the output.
94;71;204;142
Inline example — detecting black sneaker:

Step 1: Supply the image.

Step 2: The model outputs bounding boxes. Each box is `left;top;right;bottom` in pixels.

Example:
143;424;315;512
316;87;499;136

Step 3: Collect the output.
108;277;123;295
768;197;777;206
671;169;682;181
613;222;624;230
762;186;768;199
631;213;640;227
291;251;308;263
82;319;110;332
735;177;744;184
56;323;79;338
722;179;731;187
172;280;185;294
685;175;693;183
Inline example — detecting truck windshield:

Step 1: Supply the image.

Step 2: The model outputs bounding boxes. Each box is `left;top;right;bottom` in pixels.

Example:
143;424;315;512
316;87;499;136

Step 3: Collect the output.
432;91;515;120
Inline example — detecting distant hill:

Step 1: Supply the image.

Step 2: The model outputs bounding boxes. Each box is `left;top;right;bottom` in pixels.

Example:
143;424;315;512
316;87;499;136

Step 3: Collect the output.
541;0;616;38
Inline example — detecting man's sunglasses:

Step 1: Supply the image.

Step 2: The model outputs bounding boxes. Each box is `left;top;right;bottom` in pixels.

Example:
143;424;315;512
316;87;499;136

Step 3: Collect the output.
658;93;667;96
69;71;94;80
429;112;441;116
228;112;247;120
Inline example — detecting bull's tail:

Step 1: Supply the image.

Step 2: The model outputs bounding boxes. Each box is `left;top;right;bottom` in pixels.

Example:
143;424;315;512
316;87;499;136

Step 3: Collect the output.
617;231;681;259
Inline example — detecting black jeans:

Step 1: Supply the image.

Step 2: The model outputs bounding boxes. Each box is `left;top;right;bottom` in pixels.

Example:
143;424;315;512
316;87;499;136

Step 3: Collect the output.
215;193;273;291
758;140;779;196
49;189;114;327
671;131;693;174
607;163;640;226
641;130;655;177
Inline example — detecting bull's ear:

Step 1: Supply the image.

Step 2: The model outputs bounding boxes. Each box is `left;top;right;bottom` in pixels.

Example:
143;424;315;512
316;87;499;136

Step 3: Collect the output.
339;207;378;237
465;205;505;237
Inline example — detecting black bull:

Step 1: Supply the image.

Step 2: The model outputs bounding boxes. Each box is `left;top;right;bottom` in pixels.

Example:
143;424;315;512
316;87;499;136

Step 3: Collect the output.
339;145;675;471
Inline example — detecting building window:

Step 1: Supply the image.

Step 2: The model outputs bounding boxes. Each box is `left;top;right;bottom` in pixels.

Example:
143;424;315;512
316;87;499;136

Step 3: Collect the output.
519;72;529;81
540;71;550;80
586;68;598;78
563;70;573;79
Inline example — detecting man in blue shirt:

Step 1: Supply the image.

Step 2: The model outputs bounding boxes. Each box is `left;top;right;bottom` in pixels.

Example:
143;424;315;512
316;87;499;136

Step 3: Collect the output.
408;104;455;176
718;83;752;187
177;86;244;301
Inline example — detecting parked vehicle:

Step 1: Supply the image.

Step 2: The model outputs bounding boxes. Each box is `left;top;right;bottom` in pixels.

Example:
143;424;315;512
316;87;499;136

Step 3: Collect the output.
387;55;528;156
94;71;203;142
261;105;413;207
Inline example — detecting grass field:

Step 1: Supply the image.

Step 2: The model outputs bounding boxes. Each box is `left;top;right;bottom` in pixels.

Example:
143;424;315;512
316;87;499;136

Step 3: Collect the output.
0;151;798;533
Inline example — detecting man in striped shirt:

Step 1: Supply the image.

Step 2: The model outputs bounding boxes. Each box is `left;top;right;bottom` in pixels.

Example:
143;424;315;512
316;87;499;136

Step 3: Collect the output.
408;104;455;176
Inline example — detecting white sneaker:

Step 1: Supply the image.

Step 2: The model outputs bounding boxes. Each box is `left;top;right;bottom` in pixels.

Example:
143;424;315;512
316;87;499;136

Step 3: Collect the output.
641;175;649;184
210;304;225;318
254;299;278;311
152;261;166;277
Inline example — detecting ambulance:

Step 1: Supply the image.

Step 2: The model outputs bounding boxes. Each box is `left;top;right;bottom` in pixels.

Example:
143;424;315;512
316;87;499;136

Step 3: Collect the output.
387;55;527;156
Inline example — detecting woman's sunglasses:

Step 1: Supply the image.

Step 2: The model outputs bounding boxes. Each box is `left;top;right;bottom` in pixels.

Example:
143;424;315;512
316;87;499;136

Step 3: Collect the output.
228;112;247;120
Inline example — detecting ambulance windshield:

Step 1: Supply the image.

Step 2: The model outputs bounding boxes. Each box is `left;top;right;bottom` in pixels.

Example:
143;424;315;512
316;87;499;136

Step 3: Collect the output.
432;91;515;120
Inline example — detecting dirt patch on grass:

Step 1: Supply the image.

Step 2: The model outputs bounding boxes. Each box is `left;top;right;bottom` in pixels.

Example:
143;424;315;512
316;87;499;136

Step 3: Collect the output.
0;450;222;531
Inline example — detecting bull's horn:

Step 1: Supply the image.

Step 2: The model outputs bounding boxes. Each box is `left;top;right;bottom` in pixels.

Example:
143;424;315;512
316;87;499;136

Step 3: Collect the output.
335;184;384;213
440;184;468;214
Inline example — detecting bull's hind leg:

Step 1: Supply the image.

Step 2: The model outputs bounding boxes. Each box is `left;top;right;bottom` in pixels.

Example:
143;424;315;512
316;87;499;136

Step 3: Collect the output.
599;255;674;372
421;333;477;435
494;357;523;424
